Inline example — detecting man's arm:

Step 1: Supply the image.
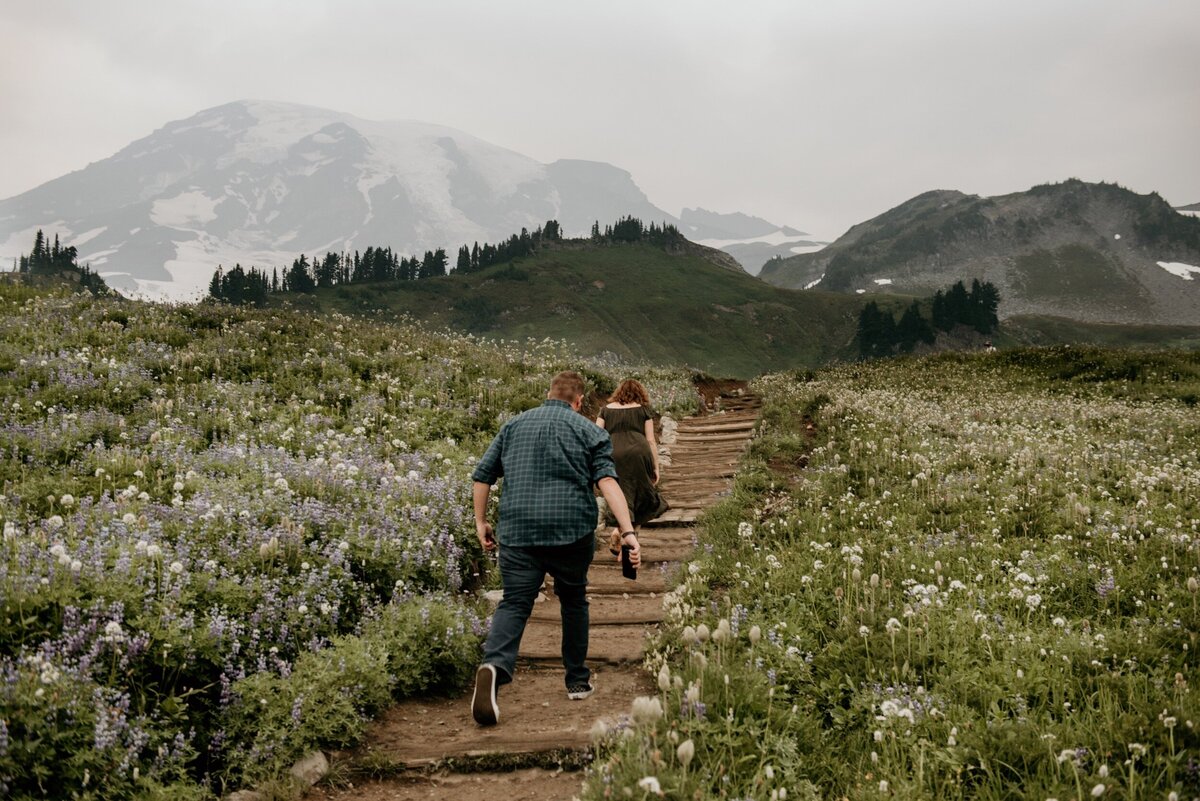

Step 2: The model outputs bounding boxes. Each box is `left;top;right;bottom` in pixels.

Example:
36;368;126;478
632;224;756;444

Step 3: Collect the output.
473;480;496;551
597;476;640;567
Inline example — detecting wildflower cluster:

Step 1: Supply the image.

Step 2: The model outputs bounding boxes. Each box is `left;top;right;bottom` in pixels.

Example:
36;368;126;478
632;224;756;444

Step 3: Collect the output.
0;285;693;797
586;349;1200;800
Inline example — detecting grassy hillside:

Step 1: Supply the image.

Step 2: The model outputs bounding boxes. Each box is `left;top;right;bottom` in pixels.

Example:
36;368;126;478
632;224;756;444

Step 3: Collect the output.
277;242;867;377
1003;314;1200;350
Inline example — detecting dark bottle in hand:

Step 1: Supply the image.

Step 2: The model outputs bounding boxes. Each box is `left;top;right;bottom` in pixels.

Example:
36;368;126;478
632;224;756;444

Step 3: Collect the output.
621;544;637;580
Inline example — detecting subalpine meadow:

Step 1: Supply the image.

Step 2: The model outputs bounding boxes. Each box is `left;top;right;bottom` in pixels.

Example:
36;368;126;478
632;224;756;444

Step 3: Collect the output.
1;280;1197;800
0;281;693;797
586;349;1199;800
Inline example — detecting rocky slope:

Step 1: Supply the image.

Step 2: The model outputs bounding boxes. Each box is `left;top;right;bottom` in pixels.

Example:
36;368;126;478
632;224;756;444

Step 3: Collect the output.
760;180;1200;325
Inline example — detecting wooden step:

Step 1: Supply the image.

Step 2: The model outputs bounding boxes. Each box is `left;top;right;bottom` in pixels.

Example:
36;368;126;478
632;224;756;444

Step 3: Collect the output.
677;420;757;432
673;431;756;442
591;541;695;564
582;563;670;593
530;593;664;625
356;666;653;767
645;508;702;525
659;478;731;489
519;619;650;664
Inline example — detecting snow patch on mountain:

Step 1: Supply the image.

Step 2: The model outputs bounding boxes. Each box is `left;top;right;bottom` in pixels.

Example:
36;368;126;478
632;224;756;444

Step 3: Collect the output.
71;227;108;247
790;243;825;255
1157;261;1200;280
151;191;222;228
697;230;807;248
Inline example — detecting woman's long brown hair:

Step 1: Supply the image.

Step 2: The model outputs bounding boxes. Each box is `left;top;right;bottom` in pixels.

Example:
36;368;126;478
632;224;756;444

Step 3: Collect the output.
610;378;650;406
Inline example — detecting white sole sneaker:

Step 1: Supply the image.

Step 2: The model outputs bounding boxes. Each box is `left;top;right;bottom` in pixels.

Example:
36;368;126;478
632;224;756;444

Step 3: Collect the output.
472;665;499;725
567;682;594;700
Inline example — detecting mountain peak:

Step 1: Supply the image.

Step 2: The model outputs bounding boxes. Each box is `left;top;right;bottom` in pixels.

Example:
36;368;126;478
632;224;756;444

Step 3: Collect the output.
760;179;1200;326
0;101;686;299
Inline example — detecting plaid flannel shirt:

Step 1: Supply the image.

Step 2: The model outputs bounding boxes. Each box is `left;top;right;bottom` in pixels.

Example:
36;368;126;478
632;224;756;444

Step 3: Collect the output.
472;399;617;547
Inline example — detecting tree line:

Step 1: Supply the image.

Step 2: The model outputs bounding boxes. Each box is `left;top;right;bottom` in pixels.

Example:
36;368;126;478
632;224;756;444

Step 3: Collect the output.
10;230;109;295
208;216;681;305
857;279;999;359
208;243;456;303
590;216;684;245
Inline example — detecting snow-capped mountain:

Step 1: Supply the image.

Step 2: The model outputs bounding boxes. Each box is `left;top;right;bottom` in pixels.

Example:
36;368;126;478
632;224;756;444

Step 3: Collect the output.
675;208;824;275
0;100;716;299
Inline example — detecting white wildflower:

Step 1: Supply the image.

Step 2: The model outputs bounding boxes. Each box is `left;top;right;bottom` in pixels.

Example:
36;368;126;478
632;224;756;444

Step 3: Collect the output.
676;738;694;767
631;696;664;724
637;776;662;794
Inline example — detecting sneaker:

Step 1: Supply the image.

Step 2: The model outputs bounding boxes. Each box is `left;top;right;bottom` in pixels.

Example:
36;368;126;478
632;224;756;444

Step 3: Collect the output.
472;664;499;725
567;682;594;700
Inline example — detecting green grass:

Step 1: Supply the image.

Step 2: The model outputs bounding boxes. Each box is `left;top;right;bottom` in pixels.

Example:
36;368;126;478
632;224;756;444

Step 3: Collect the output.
1005;314;1200;351
274;243;867;378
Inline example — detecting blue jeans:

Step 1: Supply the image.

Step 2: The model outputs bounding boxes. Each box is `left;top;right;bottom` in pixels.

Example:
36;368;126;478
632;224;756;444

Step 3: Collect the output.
482;533;594;689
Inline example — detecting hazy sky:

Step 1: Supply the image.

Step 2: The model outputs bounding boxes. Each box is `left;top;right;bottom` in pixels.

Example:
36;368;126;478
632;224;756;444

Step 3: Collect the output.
2;0;1197;237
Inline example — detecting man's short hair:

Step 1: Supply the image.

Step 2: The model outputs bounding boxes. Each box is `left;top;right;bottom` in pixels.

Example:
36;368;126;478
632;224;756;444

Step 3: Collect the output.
549;370;586;402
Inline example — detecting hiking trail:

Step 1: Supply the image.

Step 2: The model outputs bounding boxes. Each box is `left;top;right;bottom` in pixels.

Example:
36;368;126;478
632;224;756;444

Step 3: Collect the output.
304;387;761;801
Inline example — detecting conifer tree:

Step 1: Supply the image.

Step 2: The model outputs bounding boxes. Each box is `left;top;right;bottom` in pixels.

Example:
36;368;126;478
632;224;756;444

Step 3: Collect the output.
286;254;315;293
897;301;934;352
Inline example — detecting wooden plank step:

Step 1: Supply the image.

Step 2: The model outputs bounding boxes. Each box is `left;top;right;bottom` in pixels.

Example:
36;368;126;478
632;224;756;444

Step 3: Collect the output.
531;593;664;625
358;667;653;766
645;508;701;525
519;619;650;663
658;479;731;489
659;486;731;497
668;440;750;448
583;563;669;593
662;465;734;479
677;419;757;431
677;424;755;431
632;528;696;545
665;464;740;471
664;495;728;506
673;431;756;442
591;540;695;563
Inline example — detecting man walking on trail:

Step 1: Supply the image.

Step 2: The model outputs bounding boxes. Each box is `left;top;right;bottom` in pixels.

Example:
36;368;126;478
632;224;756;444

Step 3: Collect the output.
470;370;641;726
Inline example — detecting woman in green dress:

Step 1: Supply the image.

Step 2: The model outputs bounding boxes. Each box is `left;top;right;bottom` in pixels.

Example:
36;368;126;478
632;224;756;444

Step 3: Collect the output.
597;379;669;555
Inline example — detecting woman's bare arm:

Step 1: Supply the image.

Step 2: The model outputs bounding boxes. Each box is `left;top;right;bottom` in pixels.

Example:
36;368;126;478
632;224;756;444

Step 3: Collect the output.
644;416;659;484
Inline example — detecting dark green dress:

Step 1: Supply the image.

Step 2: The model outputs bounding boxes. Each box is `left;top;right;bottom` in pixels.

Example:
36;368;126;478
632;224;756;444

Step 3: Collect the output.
599;405;669;526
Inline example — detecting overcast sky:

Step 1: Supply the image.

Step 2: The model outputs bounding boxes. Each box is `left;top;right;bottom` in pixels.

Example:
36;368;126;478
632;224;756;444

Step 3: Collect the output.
2;0;1197;237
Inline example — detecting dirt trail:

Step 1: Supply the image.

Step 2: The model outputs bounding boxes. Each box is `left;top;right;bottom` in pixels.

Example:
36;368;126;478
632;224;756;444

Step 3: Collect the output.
306;387;761;801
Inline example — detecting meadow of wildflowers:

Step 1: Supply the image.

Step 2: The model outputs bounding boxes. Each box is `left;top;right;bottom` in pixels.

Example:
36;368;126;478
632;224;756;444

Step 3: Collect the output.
0;283;694;799
588;349;1200;801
